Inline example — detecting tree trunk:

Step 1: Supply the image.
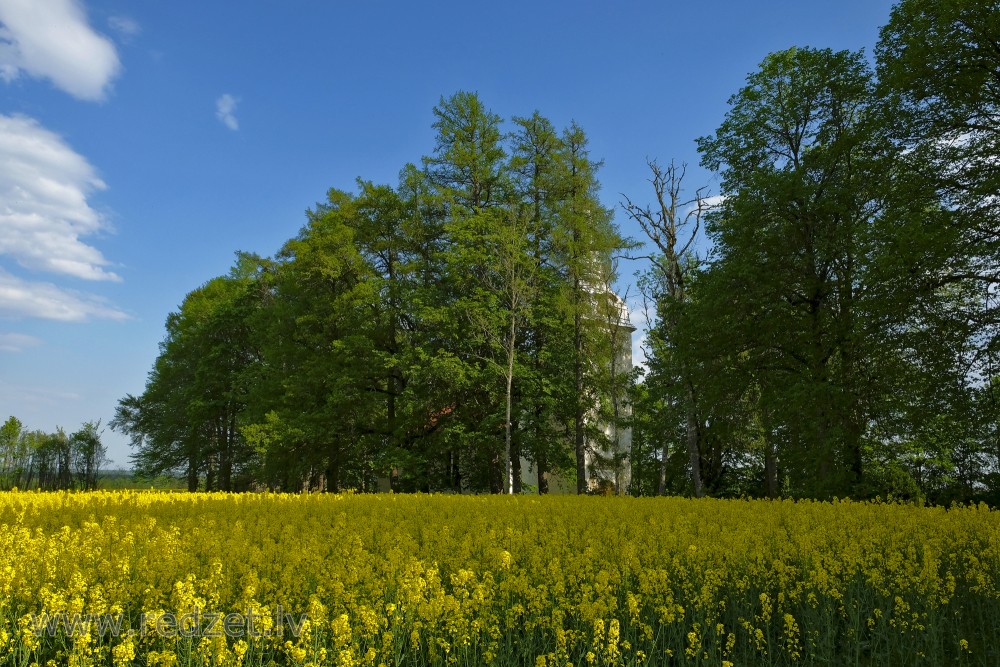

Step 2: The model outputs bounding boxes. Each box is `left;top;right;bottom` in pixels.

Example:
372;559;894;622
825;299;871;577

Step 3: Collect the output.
765;441;779;499
575;307;587;494
187;458;199;492
451;450;462;493
685;383;703;498
219;415;235;492
537;454;549;494
658;441;669;496
325;445;340;492
504;317;516;494
205;455;216;492
512;430;522;494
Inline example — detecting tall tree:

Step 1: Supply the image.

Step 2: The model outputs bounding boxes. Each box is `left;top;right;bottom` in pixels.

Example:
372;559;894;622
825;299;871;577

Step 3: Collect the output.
118;92;630;496
0;416;21;489
622;161;709;496
553;122;626;493
462;205;536;494
695;46;958;497
252;190;380;491
70;421;107;490
423;91;515;492
113;259;265;490
878;0;1000;498
509;112;570;493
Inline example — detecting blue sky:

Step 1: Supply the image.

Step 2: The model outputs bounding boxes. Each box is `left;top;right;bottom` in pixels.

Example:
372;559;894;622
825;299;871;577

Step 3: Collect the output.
0;0;895;467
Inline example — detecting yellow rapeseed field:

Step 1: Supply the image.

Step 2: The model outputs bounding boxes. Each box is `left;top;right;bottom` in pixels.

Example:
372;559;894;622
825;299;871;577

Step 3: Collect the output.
0;492;997;666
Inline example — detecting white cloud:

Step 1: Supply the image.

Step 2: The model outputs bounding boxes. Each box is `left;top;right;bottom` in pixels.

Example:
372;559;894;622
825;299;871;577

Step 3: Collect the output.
107;15;140;42
682;194;726;220
0;331;40;352
216;94;239;130
0;114;121;282
0;0;121;101
0;267;127;321
0;115;126;323
700;194;726;210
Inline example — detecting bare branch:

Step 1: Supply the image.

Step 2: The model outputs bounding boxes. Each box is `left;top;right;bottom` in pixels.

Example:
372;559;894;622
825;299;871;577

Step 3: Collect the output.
620;159;709;302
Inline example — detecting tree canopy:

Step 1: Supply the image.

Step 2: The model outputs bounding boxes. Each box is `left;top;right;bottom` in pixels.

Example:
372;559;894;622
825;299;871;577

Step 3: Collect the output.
115;92;631;494
118;0;1000;502
628;0;1000;504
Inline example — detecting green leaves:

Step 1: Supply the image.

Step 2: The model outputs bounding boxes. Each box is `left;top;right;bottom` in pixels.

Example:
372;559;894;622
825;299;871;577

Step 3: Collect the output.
119;92;631;495
627;13;1000;502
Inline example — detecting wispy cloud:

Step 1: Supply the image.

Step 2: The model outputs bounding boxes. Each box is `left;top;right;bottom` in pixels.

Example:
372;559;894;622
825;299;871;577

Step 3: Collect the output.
0;332;40;352
216;93;239;130
107;15;141;42
0;268;127;321
0;114;121;282
0;379;80;405
0;0;121;101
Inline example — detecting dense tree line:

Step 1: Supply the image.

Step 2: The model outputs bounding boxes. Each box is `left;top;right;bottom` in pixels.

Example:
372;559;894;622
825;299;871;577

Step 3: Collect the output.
113;92;632;493
118;0;1000;502
629;0;1000;504
0;416;108;490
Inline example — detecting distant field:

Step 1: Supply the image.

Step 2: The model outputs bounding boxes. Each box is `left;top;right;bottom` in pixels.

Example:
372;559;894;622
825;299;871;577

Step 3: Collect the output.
0;492;997;666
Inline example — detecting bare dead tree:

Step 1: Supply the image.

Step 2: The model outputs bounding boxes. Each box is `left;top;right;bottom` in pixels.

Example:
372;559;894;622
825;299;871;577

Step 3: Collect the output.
621;159;710;498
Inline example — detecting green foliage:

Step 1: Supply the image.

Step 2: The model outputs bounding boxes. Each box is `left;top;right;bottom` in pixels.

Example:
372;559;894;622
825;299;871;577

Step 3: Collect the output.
112;258;267;491
628;2;1000;503
0;416;109;490
116;92;631;495
113;5;1000;504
